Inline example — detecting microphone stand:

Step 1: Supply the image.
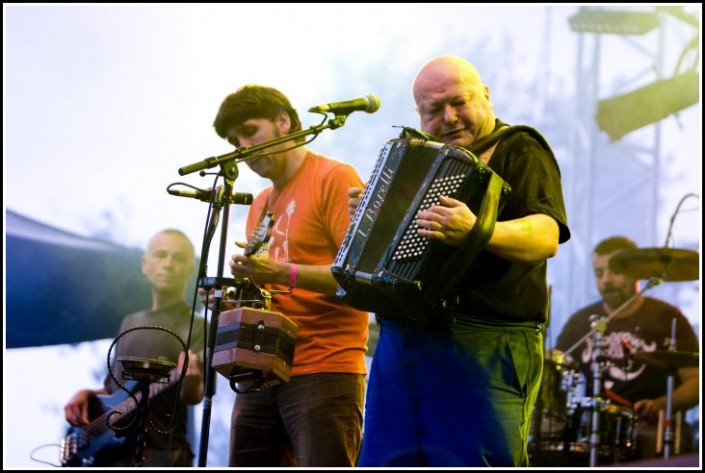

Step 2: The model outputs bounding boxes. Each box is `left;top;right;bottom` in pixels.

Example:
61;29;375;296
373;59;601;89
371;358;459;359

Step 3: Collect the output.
196;159;239;468
178;115;349;176
662;192;699;248
663;317;677;461
178;114;352;466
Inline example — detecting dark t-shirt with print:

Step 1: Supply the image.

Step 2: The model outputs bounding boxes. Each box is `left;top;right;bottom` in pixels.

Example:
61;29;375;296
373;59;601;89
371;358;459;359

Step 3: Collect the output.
555;297;698;403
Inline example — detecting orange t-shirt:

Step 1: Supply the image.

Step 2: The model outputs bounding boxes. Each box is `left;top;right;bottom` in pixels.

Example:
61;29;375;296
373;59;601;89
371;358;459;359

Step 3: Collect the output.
246;150;369;376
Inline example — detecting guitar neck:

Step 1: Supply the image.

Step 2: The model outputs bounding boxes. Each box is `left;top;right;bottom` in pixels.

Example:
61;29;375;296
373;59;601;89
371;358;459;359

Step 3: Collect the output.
244;211;274;257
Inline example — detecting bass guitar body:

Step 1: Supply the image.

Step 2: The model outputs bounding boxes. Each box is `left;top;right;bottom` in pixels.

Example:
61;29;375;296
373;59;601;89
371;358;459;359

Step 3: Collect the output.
60;381;139;467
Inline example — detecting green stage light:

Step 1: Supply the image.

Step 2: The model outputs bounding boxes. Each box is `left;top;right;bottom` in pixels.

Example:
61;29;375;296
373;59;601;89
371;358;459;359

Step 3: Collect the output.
569;9;660;35
595;71;699;141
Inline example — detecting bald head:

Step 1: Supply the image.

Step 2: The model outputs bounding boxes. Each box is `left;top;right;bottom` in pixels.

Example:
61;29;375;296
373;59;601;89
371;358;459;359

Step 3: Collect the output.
412;55;483;104
411;55;495;147
143;229;196;302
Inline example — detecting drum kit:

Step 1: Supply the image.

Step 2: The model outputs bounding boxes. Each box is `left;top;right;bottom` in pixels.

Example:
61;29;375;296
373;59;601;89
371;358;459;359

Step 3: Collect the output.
529;246;700;467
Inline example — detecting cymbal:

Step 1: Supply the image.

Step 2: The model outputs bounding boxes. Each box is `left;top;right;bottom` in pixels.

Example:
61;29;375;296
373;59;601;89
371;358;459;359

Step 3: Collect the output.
632;350;699;370
609;247;700;282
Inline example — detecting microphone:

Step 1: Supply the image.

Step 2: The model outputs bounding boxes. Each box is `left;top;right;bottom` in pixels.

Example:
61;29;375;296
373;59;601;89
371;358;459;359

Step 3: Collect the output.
168;187;254;205
308;94;381;115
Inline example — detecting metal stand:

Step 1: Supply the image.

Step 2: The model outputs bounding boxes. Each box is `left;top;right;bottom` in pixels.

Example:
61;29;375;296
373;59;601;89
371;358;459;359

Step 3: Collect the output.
563;277;662;467
195;160;240;468
132;383;150;466
663;318;677;461
562;315;609;467
117;356;175;467
588;316;607;467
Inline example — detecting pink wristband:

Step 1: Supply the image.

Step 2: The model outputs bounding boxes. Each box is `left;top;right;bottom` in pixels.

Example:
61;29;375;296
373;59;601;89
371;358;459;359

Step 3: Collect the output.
289;264;298;290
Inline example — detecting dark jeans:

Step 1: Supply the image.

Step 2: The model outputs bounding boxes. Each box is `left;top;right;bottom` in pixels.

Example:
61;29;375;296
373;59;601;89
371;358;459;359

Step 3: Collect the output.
359;318;543;467
229;372;365;467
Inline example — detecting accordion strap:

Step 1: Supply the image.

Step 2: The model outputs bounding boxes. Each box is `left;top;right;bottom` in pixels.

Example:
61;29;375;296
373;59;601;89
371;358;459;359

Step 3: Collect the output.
470;124;554;158
425;170;505;315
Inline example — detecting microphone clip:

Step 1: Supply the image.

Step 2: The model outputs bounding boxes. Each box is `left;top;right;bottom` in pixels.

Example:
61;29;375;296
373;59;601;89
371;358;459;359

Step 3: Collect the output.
166;183;253;205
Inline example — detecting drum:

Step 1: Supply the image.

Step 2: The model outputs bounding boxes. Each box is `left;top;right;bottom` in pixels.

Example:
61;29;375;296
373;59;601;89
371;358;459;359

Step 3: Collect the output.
569;404;638;465
531;401;638;466
534;350;580;428
604;405;638;462
529;349;582;465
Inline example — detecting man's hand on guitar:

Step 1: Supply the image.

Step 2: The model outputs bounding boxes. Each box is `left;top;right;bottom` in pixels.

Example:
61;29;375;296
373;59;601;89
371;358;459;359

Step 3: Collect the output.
64;389;107;427
230;243;289;287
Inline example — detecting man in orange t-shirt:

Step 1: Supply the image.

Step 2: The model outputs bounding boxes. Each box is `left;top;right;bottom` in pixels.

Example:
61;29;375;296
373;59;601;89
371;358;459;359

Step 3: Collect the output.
211;85;369;467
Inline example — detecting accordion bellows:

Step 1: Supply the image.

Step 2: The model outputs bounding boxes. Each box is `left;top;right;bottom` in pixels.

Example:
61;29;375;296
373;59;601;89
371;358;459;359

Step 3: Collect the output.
332;137;510;324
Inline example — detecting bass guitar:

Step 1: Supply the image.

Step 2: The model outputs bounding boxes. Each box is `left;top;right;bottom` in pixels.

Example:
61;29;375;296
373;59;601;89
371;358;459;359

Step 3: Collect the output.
60;366;182;467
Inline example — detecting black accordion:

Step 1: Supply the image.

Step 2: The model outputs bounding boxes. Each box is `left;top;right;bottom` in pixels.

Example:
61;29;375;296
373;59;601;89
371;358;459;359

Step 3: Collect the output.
332;137;511;323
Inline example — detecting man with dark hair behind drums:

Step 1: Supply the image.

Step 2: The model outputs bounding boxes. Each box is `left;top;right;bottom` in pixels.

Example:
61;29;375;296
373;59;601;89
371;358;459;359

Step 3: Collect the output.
555;235;699;464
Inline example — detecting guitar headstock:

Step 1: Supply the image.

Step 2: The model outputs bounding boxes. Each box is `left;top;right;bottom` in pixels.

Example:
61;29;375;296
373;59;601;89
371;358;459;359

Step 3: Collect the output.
244;211;274;257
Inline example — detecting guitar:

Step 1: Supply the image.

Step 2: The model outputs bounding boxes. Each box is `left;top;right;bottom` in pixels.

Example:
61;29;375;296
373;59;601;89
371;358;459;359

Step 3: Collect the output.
244;210;274;257
222;211;275;311
60;367;184;467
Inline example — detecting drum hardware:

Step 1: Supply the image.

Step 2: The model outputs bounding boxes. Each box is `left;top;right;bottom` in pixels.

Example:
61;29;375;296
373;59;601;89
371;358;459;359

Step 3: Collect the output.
551;348;638;467
562;317;614;467
588;314;609;467
539;196;701;466
562;367;583;414
530;349;581;456
560;276;663;467
559;280;695;464
609;194;700;461
614;321;696;461
662;319;678;460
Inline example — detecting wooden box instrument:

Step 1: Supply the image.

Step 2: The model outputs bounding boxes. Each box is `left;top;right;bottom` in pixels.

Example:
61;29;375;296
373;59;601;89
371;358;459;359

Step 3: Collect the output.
213;307;298;389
